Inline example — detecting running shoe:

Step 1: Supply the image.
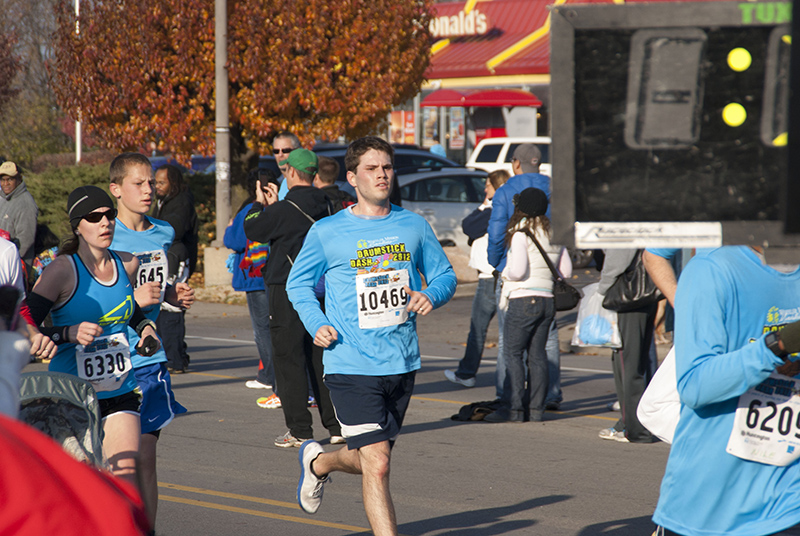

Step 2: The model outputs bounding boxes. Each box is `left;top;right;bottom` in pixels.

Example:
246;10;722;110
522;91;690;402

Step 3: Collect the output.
308;396;317;408
246;379;272;390
444;369;476;388
598;427;629;443
330;435;346;445
275;430;311;448
257;394;281;409
297;440;330;514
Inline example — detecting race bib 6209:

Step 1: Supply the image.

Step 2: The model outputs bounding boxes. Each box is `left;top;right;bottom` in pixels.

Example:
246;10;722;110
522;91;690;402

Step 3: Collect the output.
727;372;800;466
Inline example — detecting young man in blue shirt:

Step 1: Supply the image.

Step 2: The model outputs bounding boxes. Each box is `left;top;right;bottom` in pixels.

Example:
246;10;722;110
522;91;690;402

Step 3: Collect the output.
108;152;195;528
653;246;800;535
286;136;457;536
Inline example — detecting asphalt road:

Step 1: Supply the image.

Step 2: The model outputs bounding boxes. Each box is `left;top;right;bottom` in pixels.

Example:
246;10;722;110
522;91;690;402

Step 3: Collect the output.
25;269;672;536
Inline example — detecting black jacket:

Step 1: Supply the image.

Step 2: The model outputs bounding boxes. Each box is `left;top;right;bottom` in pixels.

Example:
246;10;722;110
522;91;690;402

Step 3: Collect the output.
154;189;199;277
243;185;332;285
320;185;356;214
461;206;492;246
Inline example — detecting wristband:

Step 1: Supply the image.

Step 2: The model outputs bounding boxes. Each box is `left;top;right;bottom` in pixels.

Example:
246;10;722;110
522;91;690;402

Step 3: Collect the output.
136;319;157;338
765;331;788;361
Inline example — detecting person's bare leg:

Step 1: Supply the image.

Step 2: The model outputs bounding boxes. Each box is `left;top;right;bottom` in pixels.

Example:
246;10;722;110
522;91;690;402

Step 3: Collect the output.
358;442;396;536
312;441;396;536
311;444;362;475
102;411;141;488
139;432;159;526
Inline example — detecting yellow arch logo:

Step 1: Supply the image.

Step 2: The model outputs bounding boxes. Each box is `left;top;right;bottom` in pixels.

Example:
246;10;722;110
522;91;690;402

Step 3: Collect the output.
98;295;134;327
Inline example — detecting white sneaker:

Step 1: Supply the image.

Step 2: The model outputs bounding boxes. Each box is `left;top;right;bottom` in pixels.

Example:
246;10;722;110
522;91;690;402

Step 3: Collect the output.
598;427;629;443
444;369;476;388
297;440;330;514
330;435;346;445
246;379;272;389
606;400;621;412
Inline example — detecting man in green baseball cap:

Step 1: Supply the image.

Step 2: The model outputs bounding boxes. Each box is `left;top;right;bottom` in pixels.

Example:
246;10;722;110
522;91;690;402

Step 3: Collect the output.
286;149;319;177
244;144;341;449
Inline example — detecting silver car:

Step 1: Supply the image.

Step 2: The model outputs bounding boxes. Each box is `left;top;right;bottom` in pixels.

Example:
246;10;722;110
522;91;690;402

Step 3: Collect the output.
397;168;488;253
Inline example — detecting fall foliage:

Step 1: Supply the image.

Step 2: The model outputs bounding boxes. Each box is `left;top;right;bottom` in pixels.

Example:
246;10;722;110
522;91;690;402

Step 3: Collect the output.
51;0;433;165
0;33;20;120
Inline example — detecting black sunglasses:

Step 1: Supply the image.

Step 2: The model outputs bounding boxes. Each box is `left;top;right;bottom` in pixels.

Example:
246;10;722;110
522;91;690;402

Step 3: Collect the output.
82;208;117;223
273;148;293;155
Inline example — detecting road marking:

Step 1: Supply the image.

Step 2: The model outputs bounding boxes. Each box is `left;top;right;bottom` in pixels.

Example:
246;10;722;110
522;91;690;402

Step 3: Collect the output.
183;334;616;421
159;482;410;534
186;335;613;375
159;495;368;531
159;482;299;509
186;335;256;345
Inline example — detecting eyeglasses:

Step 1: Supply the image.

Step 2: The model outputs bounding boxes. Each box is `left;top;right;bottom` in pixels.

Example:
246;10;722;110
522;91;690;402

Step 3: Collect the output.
82;208;117;223
273;148;293;155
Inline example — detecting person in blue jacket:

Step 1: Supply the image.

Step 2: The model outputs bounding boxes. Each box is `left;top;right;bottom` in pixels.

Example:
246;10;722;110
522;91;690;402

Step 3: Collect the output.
653;246;800;536
287;136;457;536
486;143;562;409
224;168;277;399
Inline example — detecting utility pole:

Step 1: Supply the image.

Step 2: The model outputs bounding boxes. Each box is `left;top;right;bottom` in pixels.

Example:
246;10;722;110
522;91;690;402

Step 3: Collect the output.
75;0;81;163
213;0;230;246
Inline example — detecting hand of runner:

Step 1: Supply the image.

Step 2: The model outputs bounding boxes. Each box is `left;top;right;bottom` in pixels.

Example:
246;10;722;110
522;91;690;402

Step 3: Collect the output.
404;285;432;316
134;281;161;308
70;322;103;346
173;282;195;309
314;325;338;348
27;329;56;360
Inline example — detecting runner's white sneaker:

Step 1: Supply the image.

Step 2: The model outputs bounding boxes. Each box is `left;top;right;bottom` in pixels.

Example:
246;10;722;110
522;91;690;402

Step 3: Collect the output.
246;379;272;389
444;369;476;388
297;440;330;514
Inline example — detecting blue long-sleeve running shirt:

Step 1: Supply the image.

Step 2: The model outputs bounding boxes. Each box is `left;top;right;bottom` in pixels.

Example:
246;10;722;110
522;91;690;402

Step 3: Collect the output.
653;246;800;536
286;205;457;376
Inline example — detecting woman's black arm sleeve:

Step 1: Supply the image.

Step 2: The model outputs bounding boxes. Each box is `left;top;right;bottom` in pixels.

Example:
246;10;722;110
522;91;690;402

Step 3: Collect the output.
27;292;71;345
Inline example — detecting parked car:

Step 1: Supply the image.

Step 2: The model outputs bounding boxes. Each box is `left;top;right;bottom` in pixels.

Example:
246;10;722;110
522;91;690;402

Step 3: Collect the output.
397;168;488;253
313;145;460;183
202;156;280;177
466;136;552;178
149;155;216;174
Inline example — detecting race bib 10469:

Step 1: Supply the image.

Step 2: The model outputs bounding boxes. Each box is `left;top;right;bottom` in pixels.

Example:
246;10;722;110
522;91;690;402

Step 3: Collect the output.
75;332;133;392
356;269;410;329
727;372;800;466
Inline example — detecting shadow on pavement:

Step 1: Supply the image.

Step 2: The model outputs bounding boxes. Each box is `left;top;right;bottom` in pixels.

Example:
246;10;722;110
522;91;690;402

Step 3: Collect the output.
397;495;571;535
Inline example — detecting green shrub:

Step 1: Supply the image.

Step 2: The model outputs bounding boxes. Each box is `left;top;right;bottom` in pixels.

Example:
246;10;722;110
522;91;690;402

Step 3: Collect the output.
25;164;217;247
25;163;111;241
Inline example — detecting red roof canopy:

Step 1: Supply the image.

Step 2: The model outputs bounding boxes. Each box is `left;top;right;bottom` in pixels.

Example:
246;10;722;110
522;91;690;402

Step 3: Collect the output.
421;88;542;108
426;0;617;80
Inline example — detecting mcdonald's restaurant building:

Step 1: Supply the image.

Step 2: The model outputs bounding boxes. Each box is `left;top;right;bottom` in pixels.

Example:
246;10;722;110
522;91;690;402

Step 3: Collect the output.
390;0;610;164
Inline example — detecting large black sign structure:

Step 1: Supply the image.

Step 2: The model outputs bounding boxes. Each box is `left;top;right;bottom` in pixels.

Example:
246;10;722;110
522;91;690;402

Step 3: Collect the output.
550;1;797;252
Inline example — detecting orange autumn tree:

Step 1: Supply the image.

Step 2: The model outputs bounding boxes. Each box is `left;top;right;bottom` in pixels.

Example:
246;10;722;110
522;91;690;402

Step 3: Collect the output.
0;33;20;119
51;0;433;164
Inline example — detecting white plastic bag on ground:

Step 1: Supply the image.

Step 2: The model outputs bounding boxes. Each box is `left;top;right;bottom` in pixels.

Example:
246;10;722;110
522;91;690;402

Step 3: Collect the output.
571;282;622;348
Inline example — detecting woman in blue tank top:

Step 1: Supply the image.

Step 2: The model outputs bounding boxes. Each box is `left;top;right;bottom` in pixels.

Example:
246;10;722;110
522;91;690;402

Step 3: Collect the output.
28;186;160;496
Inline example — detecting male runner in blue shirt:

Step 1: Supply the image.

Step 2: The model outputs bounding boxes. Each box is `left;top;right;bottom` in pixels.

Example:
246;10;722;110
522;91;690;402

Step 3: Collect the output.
286;136;457;536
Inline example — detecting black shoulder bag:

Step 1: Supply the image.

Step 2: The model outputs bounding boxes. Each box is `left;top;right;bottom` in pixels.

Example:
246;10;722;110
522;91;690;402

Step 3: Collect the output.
522;229;582;311
601;249;664;312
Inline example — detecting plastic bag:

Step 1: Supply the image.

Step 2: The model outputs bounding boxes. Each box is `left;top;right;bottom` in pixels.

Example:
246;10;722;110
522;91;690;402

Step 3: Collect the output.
571;282;622;348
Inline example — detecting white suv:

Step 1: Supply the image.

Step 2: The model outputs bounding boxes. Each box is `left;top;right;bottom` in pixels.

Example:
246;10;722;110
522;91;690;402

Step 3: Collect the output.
466;136;552;177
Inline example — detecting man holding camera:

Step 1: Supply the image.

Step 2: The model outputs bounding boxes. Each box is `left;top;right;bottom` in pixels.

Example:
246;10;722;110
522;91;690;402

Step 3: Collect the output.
244;148;342;448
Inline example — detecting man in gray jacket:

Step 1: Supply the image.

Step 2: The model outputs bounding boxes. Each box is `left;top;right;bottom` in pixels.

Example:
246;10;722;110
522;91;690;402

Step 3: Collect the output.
0;161;38;272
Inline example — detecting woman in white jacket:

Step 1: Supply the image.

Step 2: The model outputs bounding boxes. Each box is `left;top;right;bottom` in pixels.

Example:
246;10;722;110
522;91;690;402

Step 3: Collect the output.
485;188;571;423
